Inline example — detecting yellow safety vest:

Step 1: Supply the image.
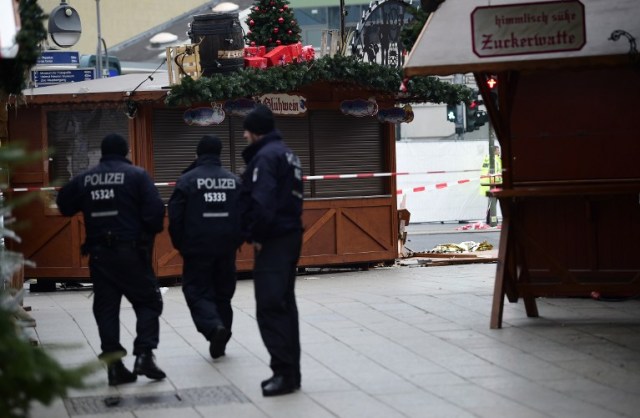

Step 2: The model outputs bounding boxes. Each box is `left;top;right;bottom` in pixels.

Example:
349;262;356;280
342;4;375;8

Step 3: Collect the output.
480;154;502;195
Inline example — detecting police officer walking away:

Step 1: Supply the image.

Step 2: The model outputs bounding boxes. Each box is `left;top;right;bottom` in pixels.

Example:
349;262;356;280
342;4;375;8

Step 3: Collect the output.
56;133;166;386
239;105;304;397
167;135;240;359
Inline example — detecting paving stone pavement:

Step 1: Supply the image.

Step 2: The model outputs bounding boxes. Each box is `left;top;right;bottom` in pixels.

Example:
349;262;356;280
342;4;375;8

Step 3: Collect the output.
25;262;640;418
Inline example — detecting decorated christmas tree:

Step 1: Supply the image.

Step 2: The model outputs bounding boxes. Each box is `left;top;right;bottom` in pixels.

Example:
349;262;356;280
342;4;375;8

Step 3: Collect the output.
245;0;301;48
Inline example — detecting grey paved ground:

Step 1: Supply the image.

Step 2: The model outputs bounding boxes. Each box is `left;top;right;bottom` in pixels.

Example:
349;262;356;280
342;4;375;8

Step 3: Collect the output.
26;261;640;418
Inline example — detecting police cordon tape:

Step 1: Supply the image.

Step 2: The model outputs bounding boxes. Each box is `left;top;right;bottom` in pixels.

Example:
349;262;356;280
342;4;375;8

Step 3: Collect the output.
396;178;479;195
302;169;481;181
4;170;502;193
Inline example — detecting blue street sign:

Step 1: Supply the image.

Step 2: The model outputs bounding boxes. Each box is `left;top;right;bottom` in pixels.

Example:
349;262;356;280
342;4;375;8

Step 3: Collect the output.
36;50;80;65
30;68;96;86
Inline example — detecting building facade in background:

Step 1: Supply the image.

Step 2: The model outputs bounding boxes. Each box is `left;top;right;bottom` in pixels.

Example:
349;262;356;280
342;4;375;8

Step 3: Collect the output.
37;0;214;55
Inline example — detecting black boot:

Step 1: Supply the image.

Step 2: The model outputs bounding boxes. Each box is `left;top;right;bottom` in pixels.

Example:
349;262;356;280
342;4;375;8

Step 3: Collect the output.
262;375;298;397
261;372;301;389
107;360;137;386
133;351;166;380
208;325;231;359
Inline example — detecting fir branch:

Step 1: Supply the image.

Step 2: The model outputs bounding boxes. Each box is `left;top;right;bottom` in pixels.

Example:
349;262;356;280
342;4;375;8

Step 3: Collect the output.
166;55;473;107
0;0;48;95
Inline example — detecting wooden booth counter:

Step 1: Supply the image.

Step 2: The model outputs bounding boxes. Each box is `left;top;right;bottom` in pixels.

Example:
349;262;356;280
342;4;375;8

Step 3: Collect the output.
8;74;399;282
404;0;640;328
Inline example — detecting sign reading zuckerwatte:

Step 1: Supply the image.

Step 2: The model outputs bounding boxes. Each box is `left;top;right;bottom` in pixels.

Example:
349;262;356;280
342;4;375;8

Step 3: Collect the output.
471;0;585;58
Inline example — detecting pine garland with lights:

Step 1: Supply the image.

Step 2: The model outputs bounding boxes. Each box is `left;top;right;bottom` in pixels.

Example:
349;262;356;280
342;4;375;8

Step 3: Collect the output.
245;0;301;48
0;0;47;95
166;55;474;107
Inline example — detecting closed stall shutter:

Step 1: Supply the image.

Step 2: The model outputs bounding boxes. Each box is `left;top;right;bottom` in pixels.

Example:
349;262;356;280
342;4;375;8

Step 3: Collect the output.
47;108;128;184
271;115;312;199
310;110;385;198
152;108;233;201
230;114;312;197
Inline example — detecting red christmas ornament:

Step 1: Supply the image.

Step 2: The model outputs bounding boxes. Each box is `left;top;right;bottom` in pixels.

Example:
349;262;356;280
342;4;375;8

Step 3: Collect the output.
278;17;284;24
249;19;255;26
250;41;256;46
279;9;283;13
288;30;292;35
291;20;296;25
276;40;282;45
273;27;279;34
254;6;259;12
270;1;274;5
283;5;288;10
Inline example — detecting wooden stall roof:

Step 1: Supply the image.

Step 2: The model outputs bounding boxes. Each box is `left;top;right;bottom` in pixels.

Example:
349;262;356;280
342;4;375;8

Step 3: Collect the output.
20;73;170;105
404;0;639;76
18;73;398;109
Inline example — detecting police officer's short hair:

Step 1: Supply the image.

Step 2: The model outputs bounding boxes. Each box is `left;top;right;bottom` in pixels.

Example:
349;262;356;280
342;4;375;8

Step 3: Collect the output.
101;133;129;157
197;135;222;156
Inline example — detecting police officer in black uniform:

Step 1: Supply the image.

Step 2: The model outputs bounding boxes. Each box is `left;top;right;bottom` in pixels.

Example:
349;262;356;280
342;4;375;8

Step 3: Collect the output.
56;133;166;386
239;105;304;397
168;135;240;359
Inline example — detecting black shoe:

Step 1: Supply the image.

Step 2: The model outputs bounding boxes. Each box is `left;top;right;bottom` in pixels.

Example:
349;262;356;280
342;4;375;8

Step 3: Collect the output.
107;360;137;386
262;375;298;397
262;373;301;389
209;325;231;359
133;351;166;380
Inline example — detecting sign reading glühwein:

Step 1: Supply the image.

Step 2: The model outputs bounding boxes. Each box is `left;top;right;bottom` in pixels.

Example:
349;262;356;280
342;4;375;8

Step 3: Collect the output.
471;0;585;58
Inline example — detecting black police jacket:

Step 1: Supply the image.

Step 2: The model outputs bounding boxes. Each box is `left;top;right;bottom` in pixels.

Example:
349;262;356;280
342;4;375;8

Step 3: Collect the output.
238;130;303;243
168;154;241;257
56;155;165;244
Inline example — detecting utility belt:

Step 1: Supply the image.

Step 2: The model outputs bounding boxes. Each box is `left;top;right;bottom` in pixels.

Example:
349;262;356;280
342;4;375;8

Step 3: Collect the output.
81;233;143;255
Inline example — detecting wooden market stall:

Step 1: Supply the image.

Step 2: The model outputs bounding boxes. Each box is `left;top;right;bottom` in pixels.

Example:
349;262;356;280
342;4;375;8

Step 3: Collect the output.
404;0;640;328
8;72;400;282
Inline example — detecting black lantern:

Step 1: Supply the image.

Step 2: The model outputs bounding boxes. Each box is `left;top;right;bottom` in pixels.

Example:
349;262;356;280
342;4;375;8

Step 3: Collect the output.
48;0;82;48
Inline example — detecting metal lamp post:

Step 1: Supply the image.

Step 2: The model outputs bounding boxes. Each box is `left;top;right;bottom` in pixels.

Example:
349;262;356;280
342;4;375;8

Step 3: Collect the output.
95;0;104;77
339;0;346;47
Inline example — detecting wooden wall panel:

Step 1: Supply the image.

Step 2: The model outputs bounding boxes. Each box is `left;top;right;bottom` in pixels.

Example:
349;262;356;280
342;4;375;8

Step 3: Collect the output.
8;107;45;185
509;68;640;184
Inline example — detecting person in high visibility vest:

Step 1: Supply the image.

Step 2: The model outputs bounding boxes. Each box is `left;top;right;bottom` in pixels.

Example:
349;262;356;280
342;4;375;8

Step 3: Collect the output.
480;146;502;225
480;146;502;195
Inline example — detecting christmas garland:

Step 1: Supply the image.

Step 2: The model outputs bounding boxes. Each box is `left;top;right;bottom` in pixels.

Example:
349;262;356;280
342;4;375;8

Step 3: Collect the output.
166;55;474;107
0;0;47;96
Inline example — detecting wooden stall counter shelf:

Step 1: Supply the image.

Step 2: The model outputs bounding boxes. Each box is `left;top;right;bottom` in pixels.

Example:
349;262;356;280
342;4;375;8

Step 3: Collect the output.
488;182;640;329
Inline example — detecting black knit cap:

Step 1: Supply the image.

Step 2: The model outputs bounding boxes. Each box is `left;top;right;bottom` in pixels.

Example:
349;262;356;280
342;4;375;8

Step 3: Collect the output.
243;104;275;135
196;135;222;156
101;133;129;157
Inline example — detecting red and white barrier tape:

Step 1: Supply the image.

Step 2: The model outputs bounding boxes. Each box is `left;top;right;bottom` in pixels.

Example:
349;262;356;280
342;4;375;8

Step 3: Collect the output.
396;178;480;195
302;169;481;181
6;186;59;193
4;170;500;193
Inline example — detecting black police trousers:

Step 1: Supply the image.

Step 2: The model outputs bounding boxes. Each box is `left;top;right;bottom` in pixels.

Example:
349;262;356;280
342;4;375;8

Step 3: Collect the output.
181;254;237;339
89;243;163;357
253;230;302;380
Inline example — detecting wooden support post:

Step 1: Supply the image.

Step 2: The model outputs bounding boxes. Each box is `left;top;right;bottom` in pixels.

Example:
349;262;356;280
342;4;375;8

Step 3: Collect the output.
490;213;510;329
